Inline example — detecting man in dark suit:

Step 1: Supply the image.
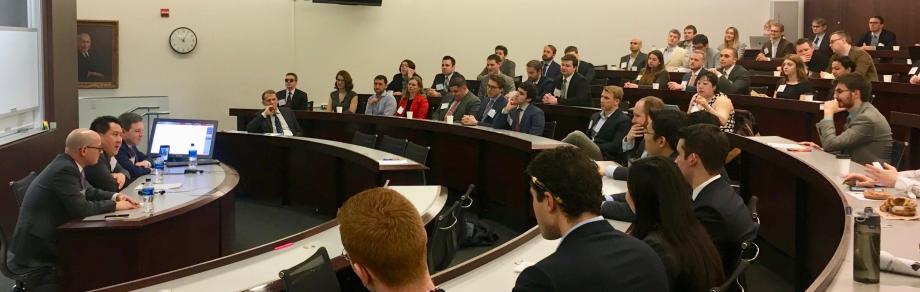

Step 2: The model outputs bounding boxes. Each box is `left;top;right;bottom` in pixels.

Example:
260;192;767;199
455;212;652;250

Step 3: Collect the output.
513;146;668;292
462;75;507;126
756;22;795;61
675;124;758;272
277;73;310;110
85;116;130;192
523;60;555;100
856;16;897;50
430;77;481;123
116;112;151;181
8;129;139;290
561;86;630;161
540;45;561;81
246;90;303;136
77;33;105;82
478;45;516;78
668;50;705;92
619;38;648;71
795;38;829;76
427;56;465;100
621;96;666;164
493;83;545;136
709;48;751;94
540;54;590;107
811;18;832;54
563;46;596;83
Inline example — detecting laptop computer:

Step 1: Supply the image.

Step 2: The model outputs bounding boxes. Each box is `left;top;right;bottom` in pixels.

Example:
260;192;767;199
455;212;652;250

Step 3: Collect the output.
749;36;769;51
148;118;221;166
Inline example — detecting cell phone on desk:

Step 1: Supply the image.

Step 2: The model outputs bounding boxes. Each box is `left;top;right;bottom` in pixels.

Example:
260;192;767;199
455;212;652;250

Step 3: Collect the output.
849;186;866;192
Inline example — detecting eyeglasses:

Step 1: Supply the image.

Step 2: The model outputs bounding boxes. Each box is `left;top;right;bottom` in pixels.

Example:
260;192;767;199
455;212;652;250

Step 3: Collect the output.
284;79;295;82
834;89;851;94
84;146;104;153
531;176;564;205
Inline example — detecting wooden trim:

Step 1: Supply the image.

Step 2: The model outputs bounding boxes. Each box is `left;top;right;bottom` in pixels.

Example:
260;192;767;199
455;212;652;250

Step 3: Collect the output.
431;227;541;284
889;111;920;129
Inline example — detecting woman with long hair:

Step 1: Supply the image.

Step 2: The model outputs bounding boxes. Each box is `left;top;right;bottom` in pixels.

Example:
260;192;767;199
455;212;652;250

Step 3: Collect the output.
773;55;814;100
328;70;358;113
626;156;726;291
718;27;748;51
395;75;429;119
625;50;668;89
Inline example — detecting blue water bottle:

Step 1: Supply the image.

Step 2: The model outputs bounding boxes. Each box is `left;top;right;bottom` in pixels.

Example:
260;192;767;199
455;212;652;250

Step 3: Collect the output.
141;178;155;214
188;143;198;169
154;145;169;183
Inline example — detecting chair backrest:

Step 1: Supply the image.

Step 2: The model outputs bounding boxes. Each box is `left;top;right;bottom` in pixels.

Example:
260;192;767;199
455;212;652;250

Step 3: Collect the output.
404;141;430;165
306;101;315;112
0;218;14;279
427;200;461;273
731;109;758;137
891;140;908;170
352;131;378;149
590;77;608;86
593;65;608;71
278;246;341;292
378;135;408;156
10;171;36;210
542;121;558;139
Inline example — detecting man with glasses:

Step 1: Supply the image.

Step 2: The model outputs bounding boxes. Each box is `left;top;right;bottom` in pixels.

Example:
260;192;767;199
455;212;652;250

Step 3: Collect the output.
756;22;795;61
116;112;152;180
338;187;442;292
619;38;647;71
811;18;831;54
856;16;898;50
85;116;130;192
462;74;507;126
513;146;668;291
430;76;481;123
278;72;310;110
9;129;139;291
798;73;892;164
826;30;879;81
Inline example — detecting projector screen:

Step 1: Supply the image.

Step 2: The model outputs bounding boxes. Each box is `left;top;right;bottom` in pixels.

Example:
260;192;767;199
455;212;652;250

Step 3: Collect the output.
0;0;44;144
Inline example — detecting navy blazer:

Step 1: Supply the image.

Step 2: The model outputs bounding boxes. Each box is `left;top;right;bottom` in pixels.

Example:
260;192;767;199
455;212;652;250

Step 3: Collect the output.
527;77;556;102
492;104;546;136
474;95;507;126
695;177;758;272
555;73;591;107
680;69;704;93
84;153;129;192
856;29;898;49
588;110;631;161
812;33;832;55
513;220;669;292
116;142;150;180
246;107;303;136
541;60;561;81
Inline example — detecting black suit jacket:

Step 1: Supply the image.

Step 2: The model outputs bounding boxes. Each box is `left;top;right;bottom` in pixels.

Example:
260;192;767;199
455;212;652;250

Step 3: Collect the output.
762;38;795;59
588;110;631;161
812;33;832;55
717;65;751;94
620;52;648;70
277;88;310;110
807;50;830;75
431;72;466;97
695;177;758;272
246;107;303;136
556;74;591;107
527;77;556;102
116;142;150;181
542;60;561;81
576;60;596;83
84;153;129;192
856;29;898;49
513;220;669;292
9;154;116;269
473;96;507;126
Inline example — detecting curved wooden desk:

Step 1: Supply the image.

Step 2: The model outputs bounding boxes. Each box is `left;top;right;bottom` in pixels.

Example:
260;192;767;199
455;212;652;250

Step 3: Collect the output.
57;164;239;292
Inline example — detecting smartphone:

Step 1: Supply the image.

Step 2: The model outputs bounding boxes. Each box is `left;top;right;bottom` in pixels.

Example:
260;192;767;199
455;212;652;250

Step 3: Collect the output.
849;186;866;192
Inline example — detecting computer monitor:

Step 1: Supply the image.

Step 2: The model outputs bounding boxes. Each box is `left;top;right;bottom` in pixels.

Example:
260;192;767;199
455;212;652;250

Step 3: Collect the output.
148;118;218;159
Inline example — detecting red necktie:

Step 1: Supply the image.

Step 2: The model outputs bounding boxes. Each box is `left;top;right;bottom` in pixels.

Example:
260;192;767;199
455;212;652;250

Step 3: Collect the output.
513;109;522;131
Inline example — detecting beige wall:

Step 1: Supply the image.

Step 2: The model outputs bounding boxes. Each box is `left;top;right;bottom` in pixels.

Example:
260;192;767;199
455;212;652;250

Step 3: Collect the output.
78;0;781;129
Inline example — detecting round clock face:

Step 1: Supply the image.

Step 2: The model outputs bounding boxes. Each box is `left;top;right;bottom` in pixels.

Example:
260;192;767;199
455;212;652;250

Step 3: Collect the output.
169;27;197;54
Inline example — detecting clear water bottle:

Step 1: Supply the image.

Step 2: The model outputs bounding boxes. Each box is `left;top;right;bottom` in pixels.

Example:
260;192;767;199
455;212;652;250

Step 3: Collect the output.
188;143;198;169
154;146;169;183
141;178;155;215
854;207;881;283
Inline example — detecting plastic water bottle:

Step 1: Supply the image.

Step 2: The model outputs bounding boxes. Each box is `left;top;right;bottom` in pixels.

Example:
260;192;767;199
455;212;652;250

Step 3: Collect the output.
153;157;164;183
188;143;198;169
141;178;155;215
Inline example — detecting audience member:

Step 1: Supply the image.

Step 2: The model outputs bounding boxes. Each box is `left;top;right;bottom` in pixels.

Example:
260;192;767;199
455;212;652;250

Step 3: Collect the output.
717;27;748;51
479;45;516;77
625;50;669;89
524;59;555;99
541;54;591;106
626;156;727;291
856;16;897;50
709;48;751;94
477;54;515;96
561;86;631;161
663;29;688;71
247;90;303;136
668;50;705;92
396;76;429;119
8;129;139;290
493;83;545;136
681;25;697;50
794;38;830;76
844;163;920;198
541;44;562;81
563;46;596;83
773;55;815;100
756;22;795;61
387;59;416;97
827;30;879;81
328;70;358;113
338;187;440;292
116;112;151;180
829;55;856;79
85;116;129;192
365;75;398;116
513;146;668;292
602;109;686;182
811;18;831;53
462;74;508;126
621;96;666;164
689;70;736;133
428;56;465;99
691;34;719;69
278;72;310;110
799;73;893;164
431;76;481;123
620;38;648;71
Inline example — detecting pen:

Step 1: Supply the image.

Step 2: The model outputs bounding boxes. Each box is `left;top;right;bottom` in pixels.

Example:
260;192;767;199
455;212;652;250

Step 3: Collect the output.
105;214;129;218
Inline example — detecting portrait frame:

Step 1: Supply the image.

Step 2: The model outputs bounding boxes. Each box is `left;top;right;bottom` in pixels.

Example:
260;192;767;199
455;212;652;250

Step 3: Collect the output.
77;20;118;89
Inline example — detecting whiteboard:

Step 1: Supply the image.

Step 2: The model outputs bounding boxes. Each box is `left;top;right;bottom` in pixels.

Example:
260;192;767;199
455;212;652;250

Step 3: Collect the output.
0;28;41;114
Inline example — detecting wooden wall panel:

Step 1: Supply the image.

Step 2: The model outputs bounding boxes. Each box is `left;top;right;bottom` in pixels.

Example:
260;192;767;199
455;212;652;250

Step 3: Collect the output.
805;0;920;47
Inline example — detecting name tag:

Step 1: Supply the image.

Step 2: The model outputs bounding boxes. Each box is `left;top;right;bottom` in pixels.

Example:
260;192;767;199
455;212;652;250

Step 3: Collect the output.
440;103;449;110
878;43;885;47
764;48;770;55
553;89;562;96
652;83;660;90
681;80;688;89
278;98;287;106
620;62;627;69
435;84;445;91
909;67;918;75
777;84;787;92
631;66;638;71
488;109;496;118
396;106;405;114
635;75;642;80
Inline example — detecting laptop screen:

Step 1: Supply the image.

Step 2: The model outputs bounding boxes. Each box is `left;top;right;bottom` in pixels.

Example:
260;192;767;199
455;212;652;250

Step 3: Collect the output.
148;118;218;158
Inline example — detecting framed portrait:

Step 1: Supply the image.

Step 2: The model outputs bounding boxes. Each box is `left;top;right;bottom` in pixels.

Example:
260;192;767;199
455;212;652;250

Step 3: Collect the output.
77;20;118;89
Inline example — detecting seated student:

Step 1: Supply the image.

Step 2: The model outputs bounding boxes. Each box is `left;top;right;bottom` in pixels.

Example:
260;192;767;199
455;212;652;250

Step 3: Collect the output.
773;55;815;100
794;38;829;76
524;59;555;99
395;76;429;120
619;38;648;71
621;96;666;164
477;54;515;96
427;56;465;100
625;50;669;89
756;22;795;61
462;74;507;126
338;187;442;292
278;72;310;110
717;26;748;51
328;70;358;113
667;50;706;92
514;146;668;292
626;156;726;291
247;90;303;136
561;86;631;161
826;30;879;81
430;76;481;123
798;73;893;164
856;16;897;50
541;54;591;107
478;45;516;78
387;59;416;98
690;34;720;69
86;116;130;192
688;70;736;133
675;124;758;274
845;163;920;198
563;46;596;83
493;83;545;136
662;29;689;72
708;47;751;94
8;129;139;290
116;112;151;180
365;75;398;116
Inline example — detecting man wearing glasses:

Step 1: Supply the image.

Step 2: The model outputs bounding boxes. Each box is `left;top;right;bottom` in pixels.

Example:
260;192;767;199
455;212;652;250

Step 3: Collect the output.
810;18;831;54
825;30;879;81
619;38;647;71
278;72;310;110
756;22;795;61
8;129;139;290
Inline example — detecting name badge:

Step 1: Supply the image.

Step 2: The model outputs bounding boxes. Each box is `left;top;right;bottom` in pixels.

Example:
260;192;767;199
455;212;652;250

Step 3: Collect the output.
440;103;449;110
652;83;660;90
878;43;885;47
553;89;562;96
777;84;787;92
631;66;638;71
396;106;405;114
635;75;643;80
909;67;918;75
681;80;688;89
278;98;287;106
764;48;770;55
435;84;445;91
620;62;627;69
488;109;496;118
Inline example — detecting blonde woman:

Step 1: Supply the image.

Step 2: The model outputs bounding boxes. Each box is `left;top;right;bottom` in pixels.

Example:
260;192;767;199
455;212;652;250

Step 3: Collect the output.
718;27;748;51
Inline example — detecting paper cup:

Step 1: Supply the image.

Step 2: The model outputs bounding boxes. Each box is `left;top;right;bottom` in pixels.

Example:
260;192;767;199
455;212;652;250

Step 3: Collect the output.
407;111;413;119
893;46;901;51
652;83;660;90
801;94;814;101
836;154;851;176
773;71;781;77
446;115;454;124
336;106;343;113
883;75;893;83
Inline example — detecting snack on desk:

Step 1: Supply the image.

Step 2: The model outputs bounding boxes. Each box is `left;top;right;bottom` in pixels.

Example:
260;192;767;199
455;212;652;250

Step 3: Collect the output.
880;197;918;217
864;189;891;200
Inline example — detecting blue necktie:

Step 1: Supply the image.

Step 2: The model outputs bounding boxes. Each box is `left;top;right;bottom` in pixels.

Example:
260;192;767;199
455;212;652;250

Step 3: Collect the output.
272;115;283;134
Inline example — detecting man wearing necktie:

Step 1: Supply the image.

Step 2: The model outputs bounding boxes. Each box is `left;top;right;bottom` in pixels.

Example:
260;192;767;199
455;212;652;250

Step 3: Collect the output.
541;54;591;107
541;45;562;81
278;73;311;110
857;16;898;51
493;83;545;136
427;56;466;101
431;76;481;123
247;90;303;136
707;48;751;94
811;18;831;54
77;32;105;82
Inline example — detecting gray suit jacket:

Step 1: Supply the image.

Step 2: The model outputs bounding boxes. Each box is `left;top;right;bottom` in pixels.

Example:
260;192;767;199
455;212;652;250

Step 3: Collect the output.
478;73;515;97
817;102;893;164
703;47;719;69
430;91;482;122
9;154;116;269
619;52;647;70
717;65;751;94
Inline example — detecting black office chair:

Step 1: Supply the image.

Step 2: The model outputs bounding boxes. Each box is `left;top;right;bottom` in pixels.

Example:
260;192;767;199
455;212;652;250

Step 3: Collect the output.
427;200;461;273
710;196;761;292
4;172;49;292
592;64;608;71
404;141;431;184
891;140;909;170
513;76;523;87
466;80;481;96
278;246;340;292
9;171;36;208
455;185;475;248
351;131;378;149
542;121;558;139
305;101;315;112
378;135;408;156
